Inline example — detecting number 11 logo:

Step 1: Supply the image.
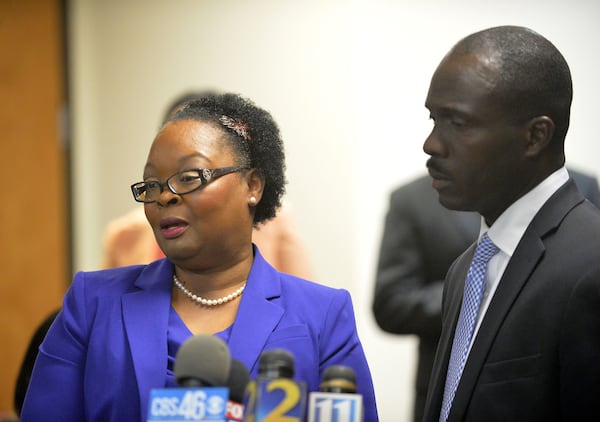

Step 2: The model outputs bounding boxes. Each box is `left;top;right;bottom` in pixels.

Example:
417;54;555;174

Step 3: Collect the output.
307;394;363;422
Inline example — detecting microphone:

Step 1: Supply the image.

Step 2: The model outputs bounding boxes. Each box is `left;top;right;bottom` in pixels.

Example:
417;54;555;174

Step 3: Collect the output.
226;359;251;422
174;334;231;387
147;335;232;421
307;365;363;422
243;349;307;421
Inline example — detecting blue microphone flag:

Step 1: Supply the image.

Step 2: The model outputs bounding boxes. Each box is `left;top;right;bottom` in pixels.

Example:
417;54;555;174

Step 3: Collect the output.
147;387;229;421
307;392;363;422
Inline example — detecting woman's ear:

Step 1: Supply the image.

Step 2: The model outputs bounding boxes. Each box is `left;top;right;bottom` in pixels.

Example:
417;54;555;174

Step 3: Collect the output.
245;169;265;206
525;116;555;158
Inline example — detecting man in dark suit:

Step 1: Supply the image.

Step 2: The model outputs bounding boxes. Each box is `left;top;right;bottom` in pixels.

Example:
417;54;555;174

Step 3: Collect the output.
372;169;600;422
416;25;600;421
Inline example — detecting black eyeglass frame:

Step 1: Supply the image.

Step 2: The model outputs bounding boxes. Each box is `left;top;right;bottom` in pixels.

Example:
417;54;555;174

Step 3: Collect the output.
130;166;249;203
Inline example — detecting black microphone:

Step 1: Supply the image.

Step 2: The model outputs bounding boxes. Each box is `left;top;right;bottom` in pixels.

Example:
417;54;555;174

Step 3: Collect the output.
147;335;231;421
226;359;251;422
243;349;307;421
307;365;363;422
320;365;357;393
174;334;232;387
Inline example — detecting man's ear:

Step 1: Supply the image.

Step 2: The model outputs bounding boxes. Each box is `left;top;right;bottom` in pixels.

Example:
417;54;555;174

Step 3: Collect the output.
245;168;265;206
525;116;555;158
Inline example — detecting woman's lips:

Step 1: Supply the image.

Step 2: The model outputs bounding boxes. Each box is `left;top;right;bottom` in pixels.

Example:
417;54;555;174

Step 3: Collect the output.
159;217;189;239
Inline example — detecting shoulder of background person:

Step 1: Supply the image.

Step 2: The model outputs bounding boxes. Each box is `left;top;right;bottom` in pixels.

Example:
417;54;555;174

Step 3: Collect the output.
387;174;453;224
390;173;432;196
102;207;152;251
385;173;480;244
101;207;156;268
567;166;600;208
389;174;438;206
252;203;314;279
104;207;149;233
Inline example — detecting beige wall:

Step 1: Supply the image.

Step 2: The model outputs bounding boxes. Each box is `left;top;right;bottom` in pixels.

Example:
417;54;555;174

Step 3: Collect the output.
69;1;600;420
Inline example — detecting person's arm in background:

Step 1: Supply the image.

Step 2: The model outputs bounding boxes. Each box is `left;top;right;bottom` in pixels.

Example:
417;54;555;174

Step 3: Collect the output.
13;310;60;417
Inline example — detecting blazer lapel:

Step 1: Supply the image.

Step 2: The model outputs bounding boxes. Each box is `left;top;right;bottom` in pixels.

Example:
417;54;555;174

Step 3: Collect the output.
449;233;544;420
121;248;284;407
122;259;174;412
227;248;284;375
448;180;584;420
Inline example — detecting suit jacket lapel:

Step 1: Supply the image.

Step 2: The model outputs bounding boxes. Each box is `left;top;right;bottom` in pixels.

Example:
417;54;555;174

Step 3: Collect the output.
449;233;544;420
448;180;584;420
121;248;283;409
227;247;284;375
122;259;173;412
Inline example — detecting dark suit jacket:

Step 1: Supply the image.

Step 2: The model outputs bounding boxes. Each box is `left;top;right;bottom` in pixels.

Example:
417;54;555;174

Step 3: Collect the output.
373;169;600;422
422;180;600;421
21;247;378;422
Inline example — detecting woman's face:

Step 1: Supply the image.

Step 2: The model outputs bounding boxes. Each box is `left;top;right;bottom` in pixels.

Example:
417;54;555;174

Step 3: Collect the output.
143;119;256;269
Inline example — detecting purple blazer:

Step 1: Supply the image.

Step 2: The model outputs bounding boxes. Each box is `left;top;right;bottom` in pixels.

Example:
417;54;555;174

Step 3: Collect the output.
21;247;378;421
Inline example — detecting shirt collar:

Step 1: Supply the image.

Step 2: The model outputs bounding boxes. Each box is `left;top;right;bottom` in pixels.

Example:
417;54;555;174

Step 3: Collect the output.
480;166;569;257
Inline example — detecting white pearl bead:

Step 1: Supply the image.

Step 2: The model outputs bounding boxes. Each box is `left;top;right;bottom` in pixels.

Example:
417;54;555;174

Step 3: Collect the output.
173;274;246;307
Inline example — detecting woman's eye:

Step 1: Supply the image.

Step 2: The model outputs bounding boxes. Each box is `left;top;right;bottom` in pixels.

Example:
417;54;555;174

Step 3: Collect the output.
145;181;161;191
178;171;201;183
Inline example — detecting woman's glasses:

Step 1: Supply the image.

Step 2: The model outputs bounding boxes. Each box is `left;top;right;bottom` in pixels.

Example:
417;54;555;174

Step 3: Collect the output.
131;166;248;203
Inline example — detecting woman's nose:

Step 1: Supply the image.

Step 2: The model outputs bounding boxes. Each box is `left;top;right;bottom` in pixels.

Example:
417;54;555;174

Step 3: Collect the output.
156;188;181;207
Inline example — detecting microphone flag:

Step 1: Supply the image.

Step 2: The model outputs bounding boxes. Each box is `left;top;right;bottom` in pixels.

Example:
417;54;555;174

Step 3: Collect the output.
147;335;232;422
242;349;306;421
307;365;363;422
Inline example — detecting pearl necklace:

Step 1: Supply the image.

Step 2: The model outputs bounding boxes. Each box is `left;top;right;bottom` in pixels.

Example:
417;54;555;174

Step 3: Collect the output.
173;274;246;306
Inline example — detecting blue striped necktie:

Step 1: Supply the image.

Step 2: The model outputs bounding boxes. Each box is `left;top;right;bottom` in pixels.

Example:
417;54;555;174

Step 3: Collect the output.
439;233;499;421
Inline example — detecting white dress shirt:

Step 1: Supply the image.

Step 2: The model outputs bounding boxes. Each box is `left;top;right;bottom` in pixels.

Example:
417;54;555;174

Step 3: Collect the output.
467;166;570;353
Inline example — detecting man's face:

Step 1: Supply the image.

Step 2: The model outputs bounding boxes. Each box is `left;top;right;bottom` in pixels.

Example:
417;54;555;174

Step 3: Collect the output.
423;52;528;224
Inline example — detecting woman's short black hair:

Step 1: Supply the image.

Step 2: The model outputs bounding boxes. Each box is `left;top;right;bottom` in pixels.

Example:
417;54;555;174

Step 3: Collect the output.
166;92;286;225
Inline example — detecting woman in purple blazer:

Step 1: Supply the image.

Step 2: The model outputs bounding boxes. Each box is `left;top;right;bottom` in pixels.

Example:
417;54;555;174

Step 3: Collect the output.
21;93;378;421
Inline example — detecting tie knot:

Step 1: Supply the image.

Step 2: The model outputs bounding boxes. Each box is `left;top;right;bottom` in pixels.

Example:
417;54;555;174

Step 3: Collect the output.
473;233;499;264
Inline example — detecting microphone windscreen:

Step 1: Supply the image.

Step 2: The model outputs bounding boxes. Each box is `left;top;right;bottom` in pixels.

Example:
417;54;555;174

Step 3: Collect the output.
174;334;231;387
308;365;362;422
227;359;251;403
320;365;357;393
257;348;295;379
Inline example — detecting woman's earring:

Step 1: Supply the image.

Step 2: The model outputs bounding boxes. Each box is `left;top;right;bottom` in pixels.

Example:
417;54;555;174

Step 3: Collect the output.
249;196;257;205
